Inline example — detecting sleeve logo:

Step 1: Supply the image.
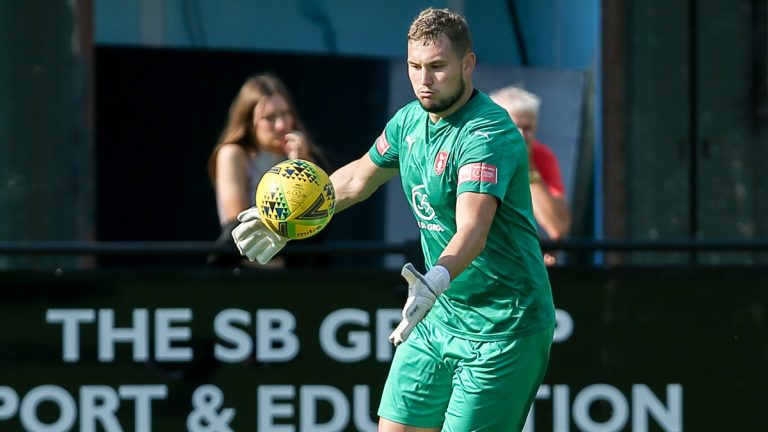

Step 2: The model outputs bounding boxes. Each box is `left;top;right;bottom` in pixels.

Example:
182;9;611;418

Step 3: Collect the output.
458;162;498;184
376;131;390;156
434;151;448;175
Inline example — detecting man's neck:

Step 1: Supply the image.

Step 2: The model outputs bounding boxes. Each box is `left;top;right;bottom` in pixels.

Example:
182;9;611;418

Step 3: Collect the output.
428;84;475;123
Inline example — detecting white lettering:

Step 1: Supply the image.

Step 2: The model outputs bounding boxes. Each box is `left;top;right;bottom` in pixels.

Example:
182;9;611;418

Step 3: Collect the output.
46;309;96;362
257;310;299;362
214;309;253;362
376;309;400;362
300;385;349;432
257;385;376;432
0;386;19;420
98;309;149;362
573;384;628;431
318;309;410;363
353;385;377;432
258;385;295;432
80;386;121;432
553;309;573;342
155;309;193;361
632;384;683;431
416;221;445;232
0;385;167;431
20;385;76;432
320;309;369;362
553;385;570;430
526;383;683;431
120;385;167;432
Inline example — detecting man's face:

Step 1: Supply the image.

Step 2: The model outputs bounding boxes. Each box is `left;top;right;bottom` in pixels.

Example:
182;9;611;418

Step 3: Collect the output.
407;35;469;116
509;110;537;149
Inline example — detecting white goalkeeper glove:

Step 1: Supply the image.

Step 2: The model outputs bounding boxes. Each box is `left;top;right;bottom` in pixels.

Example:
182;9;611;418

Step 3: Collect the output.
231;207;287;265
389;263;451;346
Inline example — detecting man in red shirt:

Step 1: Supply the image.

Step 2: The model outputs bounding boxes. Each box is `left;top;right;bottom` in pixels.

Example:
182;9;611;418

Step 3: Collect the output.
491;86;571;264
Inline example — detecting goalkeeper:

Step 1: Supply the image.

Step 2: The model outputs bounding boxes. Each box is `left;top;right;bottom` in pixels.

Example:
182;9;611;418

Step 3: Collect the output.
233;7;555;432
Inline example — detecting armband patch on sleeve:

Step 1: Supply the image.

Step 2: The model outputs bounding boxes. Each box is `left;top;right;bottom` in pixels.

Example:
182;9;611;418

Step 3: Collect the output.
458;162;498;184
376;131;391;156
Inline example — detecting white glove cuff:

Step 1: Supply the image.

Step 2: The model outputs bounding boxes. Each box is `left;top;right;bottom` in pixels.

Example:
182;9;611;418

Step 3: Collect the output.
425;265;451;296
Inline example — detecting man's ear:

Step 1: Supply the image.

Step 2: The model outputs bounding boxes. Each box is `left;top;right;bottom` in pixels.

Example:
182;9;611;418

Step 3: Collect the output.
463;52;476;73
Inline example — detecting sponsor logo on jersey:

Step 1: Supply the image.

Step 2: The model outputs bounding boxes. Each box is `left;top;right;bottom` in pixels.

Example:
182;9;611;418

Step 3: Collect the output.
417;221;445;232
410;185;435;220
458;162;498;184
410;185;446;232
410;184;447;231
375;131;390;156
434;151;448;175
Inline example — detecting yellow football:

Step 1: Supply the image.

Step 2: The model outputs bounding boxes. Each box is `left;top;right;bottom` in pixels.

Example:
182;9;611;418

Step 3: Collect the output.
255;159;335;240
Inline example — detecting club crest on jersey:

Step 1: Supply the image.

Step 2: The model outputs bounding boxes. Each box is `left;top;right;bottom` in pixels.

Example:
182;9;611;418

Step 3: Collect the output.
375;131;390;156
434;151;448;175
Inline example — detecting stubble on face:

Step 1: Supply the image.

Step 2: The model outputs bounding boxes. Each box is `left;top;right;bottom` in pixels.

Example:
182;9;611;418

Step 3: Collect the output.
407;36;468;118
420;77;465;114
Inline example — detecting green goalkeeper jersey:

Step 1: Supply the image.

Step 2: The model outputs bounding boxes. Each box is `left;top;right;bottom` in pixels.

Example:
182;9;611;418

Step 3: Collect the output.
368;91;555;341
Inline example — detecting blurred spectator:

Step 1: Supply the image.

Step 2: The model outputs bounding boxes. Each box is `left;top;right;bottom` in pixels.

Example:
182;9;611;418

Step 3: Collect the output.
207;74;329;267
490;86;571;265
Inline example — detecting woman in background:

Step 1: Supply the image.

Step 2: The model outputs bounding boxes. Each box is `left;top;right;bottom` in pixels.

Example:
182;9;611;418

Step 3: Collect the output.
207;74;329;266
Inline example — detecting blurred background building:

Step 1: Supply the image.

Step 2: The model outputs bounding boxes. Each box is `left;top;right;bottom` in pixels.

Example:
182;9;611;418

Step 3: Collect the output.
1;0;766;267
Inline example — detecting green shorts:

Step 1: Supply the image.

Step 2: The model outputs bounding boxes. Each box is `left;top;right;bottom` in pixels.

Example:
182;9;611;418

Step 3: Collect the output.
378;320;553;431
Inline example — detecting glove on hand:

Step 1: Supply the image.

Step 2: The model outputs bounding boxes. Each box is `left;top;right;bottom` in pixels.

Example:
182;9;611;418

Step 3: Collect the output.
231;207;287;264
389;263;451;346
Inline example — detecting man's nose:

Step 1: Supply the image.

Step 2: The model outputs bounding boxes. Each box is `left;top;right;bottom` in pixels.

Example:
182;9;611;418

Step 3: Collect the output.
420;68;432;85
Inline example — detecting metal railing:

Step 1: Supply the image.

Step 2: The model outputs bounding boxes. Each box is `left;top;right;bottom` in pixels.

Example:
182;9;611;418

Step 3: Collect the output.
1;239;768;256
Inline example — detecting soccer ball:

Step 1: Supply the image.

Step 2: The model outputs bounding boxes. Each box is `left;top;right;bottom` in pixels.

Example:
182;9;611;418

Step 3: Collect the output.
255;159;335;240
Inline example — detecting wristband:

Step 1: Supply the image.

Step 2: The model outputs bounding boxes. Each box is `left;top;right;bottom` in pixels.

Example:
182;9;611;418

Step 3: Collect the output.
425;265;451;296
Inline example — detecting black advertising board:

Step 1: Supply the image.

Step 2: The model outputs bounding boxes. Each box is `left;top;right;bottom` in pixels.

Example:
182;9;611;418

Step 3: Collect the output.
0;267;766;431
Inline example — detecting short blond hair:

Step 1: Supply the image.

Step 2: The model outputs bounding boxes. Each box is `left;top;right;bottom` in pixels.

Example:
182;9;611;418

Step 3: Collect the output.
489;85;541;119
